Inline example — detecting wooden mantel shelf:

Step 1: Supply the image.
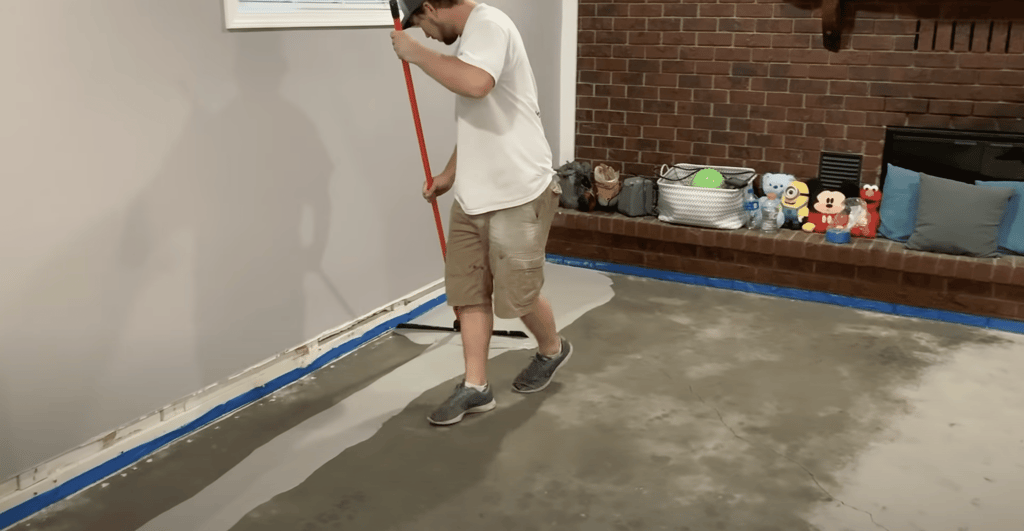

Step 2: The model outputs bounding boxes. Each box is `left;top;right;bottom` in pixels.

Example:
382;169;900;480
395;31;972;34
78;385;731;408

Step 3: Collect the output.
822;0;843;51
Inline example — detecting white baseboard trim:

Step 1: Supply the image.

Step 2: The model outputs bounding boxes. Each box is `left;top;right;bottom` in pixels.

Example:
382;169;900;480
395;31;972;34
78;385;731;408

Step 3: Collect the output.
0;280;447;530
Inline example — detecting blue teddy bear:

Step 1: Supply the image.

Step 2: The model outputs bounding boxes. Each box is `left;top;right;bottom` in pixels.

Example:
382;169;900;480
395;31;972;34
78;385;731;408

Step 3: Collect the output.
758;173;795;228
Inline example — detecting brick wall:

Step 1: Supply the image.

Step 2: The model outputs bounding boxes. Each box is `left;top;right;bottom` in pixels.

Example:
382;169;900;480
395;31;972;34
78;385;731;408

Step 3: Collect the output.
575;0;1024;181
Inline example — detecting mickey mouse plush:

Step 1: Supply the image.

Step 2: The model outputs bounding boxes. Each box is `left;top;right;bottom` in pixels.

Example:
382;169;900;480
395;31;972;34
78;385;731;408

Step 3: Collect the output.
802;179;860;233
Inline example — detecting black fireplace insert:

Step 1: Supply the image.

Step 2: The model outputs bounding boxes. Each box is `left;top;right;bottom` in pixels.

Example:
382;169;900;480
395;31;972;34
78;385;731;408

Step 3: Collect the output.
880;126;1024;188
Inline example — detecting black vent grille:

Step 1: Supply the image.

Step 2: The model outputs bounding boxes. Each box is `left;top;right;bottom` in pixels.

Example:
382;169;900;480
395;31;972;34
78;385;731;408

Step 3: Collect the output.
818;151;863;190
914;20;1024;53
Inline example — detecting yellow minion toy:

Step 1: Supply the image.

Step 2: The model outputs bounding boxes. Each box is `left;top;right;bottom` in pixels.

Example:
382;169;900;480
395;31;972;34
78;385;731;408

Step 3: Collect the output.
781;180;810;229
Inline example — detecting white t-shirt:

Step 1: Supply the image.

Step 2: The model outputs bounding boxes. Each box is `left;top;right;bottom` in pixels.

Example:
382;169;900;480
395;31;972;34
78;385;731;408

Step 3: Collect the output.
453;4;555;215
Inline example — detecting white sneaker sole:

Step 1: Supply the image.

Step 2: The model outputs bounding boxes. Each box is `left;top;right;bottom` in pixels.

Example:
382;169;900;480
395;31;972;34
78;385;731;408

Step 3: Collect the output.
427;399;497;426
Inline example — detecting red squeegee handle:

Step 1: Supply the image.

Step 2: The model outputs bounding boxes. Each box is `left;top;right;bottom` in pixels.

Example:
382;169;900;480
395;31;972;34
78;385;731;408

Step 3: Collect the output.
391;0;460;323
391;0;447;262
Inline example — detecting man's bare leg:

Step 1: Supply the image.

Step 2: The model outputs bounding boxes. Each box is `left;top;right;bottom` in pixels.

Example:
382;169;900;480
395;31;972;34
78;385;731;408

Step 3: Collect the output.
426;303;496;426
518;294;561;357
458;304;493;385
513;293;571;393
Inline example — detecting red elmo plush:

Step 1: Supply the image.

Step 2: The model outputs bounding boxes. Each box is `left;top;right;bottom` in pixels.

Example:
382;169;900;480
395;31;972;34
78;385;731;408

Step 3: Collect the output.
850;184;882;238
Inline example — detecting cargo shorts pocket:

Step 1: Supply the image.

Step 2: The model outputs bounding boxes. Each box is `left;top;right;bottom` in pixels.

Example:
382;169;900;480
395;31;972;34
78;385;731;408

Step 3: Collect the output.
504;252;545;312
537;177;563;218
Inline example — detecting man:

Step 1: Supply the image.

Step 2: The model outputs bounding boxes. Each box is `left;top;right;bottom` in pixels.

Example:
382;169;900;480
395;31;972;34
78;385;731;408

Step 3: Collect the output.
391;0;572;426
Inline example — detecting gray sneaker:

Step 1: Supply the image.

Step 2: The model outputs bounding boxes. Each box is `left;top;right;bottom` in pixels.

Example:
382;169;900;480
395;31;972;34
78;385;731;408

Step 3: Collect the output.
512;336;573;393
427;382;497;426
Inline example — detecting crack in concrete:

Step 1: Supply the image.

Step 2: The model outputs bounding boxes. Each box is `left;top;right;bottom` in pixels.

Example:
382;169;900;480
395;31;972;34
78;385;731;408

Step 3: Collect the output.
688;385;892;531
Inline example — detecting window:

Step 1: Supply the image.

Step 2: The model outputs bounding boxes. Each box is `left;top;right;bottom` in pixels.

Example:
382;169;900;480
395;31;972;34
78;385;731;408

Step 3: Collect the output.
223;0;392;30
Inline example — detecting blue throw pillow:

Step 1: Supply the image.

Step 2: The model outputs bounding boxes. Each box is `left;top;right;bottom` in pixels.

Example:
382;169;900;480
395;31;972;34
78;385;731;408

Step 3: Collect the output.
878;164;921;242
976;180;1024;255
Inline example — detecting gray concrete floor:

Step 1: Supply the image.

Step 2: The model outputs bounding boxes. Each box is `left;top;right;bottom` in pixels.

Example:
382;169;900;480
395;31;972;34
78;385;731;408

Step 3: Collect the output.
9;266;1024;531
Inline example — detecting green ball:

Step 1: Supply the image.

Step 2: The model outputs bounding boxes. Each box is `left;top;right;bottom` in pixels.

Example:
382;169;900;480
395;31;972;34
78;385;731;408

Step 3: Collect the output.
692;168;724;188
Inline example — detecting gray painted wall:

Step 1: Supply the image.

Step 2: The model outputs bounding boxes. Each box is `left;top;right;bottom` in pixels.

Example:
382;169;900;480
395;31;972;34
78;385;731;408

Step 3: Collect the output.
0;0;564;481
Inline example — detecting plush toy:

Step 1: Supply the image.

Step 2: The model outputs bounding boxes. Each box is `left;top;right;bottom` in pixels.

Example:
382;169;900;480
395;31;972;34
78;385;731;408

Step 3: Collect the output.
780;180;810;230
850;183;882;238
802;179;860;233
758;173;795;229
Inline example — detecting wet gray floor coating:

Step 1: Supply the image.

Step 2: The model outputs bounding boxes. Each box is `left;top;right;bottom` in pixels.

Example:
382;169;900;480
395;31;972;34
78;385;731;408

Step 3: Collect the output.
9;266;1024;531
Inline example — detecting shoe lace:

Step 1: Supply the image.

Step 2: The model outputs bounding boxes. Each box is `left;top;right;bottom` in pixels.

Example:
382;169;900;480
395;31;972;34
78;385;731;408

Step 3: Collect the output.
523;354;550;377
453;382;482;397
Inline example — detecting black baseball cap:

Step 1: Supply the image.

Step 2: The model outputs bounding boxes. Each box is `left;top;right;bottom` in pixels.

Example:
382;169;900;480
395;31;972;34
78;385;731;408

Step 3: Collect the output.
393;0;427;30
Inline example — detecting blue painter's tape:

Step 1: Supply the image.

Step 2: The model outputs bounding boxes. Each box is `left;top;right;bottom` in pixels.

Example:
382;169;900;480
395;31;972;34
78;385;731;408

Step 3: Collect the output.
0;294;447;531
546;254;1024;336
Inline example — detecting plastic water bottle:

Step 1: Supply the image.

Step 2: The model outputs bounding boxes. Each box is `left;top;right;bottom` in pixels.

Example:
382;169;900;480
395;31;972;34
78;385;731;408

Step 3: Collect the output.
761;198;780;234
743;186;760;229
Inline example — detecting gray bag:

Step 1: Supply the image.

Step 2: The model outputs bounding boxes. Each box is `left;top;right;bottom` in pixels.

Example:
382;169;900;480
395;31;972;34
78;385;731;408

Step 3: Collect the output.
555;161;596;211
616;176;658;217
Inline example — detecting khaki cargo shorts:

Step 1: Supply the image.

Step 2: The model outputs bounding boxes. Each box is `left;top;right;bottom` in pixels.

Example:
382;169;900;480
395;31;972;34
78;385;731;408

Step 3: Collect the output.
445;176;562;320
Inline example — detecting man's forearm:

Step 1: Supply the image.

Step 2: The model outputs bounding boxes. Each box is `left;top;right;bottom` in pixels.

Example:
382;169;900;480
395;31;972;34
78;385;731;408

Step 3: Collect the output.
441;146;457;179
412;49;493;99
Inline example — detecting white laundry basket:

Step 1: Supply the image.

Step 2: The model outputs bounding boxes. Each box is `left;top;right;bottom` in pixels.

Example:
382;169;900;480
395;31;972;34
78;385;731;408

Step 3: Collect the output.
656;163;757;230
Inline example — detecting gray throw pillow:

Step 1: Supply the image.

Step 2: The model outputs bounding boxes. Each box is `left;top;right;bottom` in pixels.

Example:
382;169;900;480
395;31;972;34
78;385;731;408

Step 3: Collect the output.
906;173;1013;257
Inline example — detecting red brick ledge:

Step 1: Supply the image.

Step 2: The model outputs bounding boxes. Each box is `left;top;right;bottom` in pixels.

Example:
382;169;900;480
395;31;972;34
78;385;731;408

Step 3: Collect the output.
546;209;1024;323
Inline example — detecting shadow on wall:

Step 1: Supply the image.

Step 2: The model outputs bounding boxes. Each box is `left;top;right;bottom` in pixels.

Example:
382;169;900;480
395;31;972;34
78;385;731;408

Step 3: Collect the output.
0;32;336;481
122;32;336;387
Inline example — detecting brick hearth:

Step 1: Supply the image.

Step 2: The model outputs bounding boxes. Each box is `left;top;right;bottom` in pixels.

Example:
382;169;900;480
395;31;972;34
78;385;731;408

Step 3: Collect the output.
546;210;1024;324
